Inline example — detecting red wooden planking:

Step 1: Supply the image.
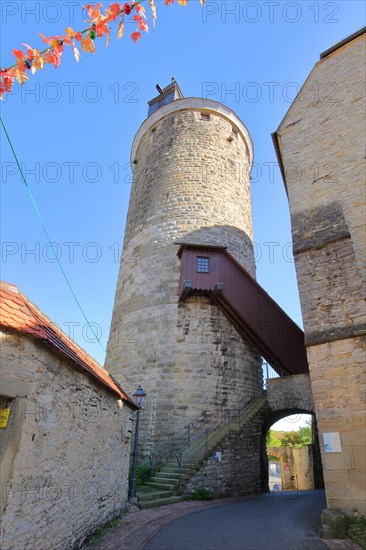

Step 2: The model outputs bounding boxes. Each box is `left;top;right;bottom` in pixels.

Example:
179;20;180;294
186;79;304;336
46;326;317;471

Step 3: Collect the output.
178;246;308;375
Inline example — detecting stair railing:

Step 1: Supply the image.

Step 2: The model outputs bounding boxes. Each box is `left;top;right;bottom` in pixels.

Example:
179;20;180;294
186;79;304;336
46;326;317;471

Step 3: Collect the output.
176;395;267;483
148;408;211;475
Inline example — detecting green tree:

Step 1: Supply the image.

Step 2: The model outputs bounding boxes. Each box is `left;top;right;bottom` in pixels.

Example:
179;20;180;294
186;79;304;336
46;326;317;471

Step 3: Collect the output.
297;419;312;445
279;431;300;446
267;429;281;447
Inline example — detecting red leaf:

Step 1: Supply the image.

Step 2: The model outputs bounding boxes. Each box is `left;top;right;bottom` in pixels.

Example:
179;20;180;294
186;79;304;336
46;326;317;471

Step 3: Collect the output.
138;19;148;32
22;43;35;59
12;49;24;60
95;20;109;37
134;2;146;12
0;70;14;92
81;36;96;53
62;35;73;46
106;2;121;21
84;3;103;21
133;13;148;32
0;82;6;100
45;48;62;69
12;65;28;85
39;33;51;44
131;31;142;43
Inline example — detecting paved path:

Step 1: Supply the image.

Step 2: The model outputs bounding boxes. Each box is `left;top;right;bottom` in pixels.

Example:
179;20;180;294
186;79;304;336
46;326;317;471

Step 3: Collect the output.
88;490;359;550
144;490;327;550
88;497;242;550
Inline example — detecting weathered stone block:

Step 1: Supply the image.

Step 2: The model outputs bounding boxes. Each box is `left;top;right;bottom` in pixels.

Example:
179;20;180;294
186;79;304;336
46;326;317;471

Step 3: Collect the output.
321;508;347;539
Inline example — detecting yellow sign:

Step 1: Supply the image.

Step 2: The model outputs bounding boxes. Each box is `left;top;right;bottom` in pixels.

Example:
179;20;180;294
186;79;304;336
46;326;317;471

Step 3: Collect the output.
0;409;10;428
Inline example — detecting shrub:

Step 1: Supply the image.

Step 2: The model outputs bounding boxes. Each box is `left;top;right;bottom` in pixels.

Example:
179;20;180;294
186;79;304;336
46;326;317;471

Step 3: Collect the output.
190;487;214;500
347;516;366;550
87;517;121;545
128;463;152;486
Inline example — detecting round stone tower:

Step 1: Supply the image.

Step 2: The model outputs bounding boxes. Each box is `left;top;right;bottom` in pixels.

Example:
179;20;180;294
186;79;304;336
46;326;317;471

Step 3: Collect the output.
105;82;263;458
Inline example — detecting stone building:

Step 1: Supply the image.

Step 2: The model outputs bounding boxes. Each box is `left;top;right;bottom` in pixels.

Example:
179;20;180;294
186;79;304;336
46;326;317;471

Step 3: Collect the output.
105;82;315;500
105;83;264;458
268;446;315;491
0;281;137;549
272;28;366;515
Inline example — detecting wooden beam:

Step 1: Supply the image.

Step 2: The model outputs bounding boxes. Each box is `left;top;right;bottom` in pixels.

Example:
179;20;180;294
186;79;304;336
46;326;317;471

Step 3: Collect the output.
179;280;192;302
210;283;224;303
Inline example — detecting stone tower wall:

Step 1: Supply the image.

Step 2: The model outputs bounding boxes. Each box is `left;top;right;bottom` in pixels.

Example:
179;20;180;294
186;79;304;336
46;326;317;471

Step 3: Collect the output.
105;100;263;457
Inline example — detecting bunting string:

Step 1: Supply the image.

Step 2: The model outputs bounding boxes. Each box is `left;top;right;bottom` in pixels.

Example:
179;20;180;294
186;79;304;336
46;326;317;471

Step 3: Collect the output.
0;0;205;101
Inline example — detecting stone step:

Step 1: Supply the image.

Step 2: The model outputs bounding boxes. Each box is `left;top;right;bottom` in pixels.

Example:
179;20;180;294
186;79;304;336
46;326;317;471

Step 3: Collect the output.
161;467;194;475
145;481;178;491
151;477;180;485
157;471;190;480
139;495;185;509
163;462;201;472
142;400;269;508
137;489;176;502
163;458;199;468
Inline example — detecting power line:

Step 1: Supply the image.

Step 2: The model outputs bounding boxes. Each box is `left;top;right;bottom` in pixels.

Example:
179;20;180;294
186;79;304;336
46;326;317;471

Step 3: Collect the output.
0;114;131;383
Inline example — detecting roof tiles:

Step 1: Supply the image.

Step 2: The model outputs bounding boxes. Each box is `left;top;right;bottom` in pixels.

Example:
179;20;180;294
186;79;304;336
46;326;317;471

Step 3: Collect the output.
0;281;136;408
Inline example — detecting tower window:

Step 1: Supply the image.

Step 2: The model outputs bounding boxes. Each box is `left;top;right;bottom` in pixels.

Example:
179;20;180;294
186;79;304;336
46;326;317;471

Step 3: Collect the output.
232;128;238;138
196;257;210;273
201;113;211;121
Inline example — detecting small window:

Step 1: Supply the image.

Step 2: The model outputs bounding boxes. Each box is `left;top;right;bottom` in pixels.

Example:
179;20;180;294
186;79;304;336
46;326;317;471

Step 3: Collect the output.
232;127;238;138
197;257;210;273
201;113;211;121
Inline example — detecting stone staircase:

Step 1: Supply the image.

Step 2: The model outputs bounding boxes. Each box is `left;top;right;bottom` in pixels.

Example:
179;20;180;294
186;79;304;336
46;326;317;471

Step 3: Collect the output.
137;460;201;508
178;397;267;465
137;396;267;509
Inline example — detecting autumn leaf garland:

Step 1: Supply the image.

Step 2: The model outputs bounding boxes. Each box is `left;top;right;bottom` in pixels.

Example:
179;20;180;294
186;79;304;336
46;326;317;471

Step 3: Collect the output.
0;0;205;100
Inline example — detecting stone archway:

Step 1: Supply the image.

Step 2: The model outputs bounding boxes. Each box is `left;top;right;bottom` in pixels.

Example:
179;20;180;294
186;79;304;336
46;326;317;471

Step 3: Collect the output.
261;405;324;493
259;371;325;492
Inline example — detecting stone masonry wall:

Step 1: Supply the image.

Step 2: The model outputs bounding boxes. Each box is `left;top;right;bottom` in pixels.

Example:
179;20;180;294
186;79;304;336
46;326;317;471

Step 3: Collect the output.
276;33;366;514
0;331;132;550
307;337;365;514
184;409;264;498
292;213;365;346
277;33;365;288
267;374;314;413
105;105;263;459
268;446;314;491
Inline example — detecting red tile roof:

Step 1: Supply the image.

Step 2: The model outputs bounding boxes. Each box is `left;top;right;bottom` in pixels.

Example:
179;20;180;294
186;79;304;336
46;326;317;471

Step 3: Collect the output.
0;281;136;408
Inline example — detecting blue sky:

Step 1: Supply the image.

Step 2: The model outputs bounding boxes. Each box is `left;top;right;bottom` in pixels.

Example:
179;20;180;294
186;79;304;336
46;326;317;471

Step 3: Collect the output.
1;0;364;386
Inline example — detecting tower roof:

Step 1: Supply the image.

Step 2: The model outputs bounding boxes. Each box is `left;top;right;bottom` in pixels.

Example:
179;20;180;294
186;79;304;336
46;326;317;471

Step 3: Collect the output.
132;97;254;168
147;79;184;117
